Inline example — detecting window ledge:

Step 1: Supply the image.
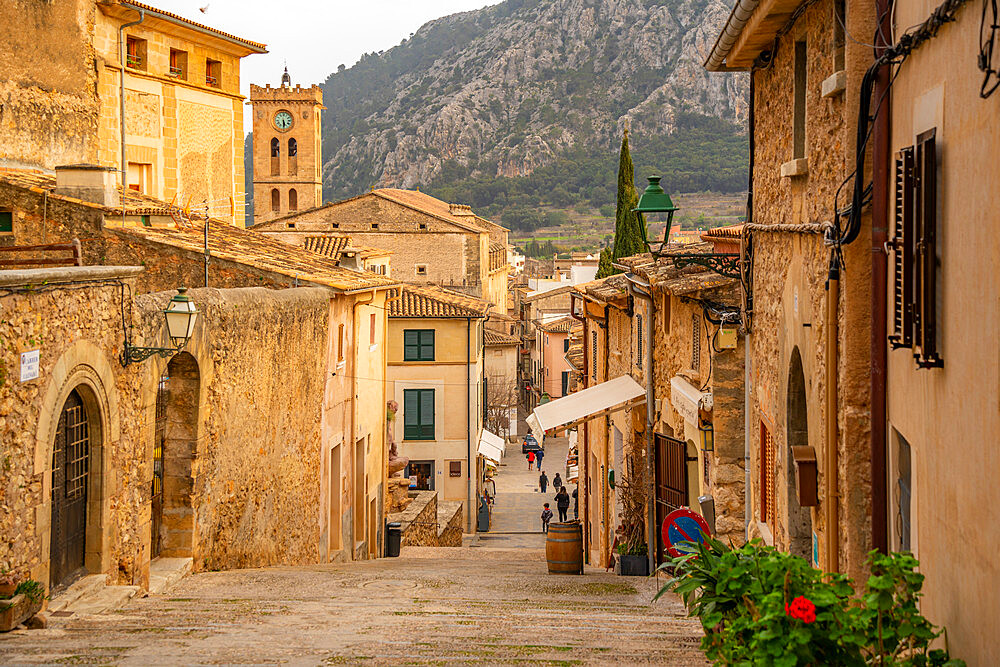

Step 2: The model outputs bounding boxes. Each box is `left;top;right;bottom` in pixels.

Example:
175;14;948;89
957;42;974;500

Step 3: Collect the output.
780;158;809;178
821;70;847;98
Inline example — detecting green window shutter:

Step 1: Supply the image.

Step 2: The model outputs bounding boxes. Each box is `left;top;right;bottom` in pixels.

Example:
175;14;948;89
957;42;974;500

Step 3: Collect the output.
404;330;419;361
0;211;12;233
419;389;435;438
419;330;435;360
403;389;419;439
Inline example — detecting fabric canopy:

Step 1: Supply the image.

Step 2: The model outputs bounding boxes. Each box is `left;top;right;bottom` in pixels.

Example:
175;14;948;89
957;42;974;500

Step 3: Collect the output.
526;375;645;438
477;429;506;463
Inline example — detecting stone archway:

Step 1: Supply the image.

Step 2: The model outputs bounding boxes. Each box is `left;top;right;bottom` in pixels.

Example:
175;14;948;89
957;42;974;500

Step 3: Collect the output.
158;352;200;558
786;347;812;559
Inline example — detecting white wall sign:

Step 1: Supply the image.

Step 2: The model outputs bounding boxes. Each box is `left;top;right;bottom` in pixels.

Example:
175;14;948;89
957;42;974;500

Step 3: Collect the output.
20;350;39;382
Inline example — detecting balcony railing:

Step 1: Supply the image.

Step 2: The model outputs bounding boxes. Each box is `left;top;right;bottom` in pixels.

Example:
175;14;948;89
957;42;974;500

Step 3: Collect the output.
126;54;142;68
168;66;183;77
205;75;219;87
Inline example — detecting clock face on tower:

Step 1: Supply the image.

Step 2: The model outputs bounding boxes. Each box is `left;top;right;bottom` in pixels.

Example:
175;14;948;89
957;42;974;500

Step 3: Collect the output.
273;110;293;131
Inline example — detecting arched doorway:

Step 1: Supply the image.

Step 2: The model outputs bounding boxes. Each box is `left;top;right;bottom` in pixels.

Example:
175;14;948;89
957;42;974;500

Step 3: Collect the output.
786;347;812;559
157;352;200;558
50;389;91;590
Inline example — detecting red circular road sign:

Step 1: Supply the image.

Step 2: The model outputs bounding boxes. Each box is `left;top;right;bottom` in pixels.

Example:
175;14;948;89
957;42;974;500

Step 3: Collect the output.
662;508;712;558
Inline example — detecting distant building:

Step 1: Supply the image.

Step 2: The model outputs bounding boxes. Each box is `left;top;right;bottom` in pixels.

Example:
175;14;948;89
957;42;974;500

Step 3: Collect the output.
253;188;510;311
0;0;266;226
249;70;324;226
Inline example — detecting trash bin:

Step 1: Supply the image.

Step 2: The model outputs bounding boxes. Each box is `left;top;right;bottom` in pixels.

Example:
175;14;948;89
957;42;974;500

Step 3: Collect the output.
385;521;402;557
477;495;491;532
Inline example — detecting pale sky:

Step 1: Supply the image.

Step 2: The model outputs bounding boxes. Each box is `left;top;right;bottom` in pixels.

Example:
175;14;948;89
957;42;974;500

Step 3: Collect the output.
156;0;499;132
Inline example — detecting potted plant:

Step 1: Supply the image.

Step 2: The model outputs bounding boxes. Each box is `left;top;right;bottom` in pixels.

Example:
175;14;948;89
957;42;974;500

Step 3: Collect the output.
0;578;45;632
614;463;650;576
0;570;17;599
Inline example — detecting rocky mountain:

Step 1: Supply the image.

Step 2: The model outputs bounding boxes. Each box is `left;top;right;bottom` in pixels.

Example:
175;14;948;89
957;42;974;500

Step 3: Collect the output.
319;0;747;201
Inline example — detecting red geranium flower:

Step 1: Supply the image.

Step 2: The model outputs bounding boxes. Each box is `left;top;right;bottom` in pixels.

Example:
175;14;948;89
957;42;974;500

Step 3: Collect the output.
785;596;817;624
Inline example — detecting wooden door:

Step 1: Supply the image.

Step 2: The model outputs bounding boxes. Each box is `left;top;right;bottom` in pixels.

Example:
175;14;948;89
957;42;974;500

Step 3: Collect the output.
50;390;89;590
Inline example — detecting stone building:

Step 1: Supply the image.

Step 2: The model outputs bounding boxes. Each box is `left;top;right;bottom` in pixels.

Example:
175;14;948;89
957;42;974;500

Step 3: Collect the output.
251;188;510;310
533;316;575;399
0;166;400;598
386;285;492;532
0;0;265;226
706;0;877;583
249;72;324;225
877;0;1000;659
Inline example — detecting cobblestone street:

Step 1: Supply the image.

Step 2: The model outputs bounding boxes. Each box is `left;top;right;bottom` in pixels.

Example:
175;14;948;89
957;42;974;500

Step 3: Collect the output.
0;437;705;666
0;546;705;666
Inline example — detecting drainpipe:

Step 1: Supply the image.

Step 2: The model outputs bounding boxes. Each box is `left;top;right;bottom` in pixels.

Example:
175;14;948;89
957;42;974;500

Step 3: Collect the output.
570;293;588;560
825;257;840;572
352;289;376;559
118;8;145;225
870;0;892;556
618;266;657;575
744;68;756;541
466;316;473;533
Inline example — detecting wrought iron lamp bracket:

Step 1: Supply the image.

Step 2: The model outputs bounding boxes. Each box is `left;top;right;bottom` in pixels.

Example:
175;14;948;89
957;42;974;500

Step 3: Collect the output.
120;341;186;367
655;251;743;280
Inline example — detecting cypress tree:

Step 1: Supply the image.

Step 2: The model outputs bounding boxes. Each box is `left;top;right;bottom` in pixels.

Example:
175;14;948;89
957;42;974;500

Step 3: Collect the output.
597;129;648;279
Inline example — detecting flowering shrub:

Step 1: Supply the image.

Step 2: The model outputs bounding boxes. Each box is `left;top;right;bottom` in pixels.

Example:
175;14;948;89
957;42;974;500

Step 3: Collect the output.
656;539;964;667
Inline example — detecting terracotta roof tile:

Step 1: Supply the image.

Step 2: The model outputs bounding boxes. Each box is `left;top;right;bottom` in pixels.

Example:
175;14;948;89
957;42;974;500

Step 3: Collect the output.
303;235;391;261
375;189;497;233
115;222;398;292
388;284;492;319
536;316;574;333
484;329;521;346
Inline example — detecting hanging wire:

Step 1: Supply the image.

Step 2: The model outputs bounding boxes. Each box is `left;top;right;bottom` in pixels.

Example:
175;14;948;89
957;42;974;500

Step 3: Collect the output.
980;0;1000;96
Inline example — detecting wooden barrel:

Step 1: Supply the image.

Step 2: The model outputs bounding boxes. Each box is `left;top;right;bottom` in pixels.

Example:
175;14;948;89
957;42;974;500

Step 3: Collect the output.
546;521;583;574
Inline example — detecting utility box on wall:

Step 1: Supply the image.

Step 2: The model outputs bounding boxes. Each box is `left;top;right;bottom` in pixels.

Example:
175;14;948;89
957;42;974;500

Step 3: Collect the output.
791;446;818;506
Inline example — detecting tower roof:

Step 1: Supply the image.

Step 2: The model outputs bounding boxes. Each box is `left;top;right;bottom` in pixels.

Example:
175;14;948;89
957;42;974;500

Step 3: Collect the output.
281;66;291;87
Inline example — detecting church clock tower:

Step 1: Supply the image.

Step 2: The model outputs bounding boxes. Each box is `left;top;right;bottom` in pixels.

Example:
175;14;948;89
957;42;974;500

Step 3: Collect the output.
249;68;324;226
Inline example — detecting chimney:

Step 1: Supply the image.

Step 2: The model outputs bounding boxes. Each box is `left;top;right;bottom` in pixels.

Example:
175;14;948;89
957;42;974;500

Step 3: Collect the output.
55;164;120;207
338;249;364;272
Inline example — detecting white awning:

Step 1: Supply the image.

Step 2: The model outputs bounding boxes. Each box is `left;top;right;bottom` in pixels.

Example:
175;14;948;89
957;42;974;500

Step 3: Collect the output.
477;429;505;463
526;375;645;438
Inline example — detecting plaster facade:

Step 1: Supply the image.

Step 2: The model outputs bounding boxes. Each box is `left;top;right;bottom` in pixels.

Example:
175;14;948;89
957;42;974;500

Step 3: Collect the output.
882;1;1000;660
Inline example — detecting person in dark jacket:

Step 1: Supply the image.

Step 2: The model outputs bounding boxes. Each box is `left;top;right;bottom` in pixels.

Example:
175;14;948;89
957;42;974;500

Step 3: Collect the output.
541;503;553;533
539;470;548;493
553;472;563;491
554;487;571;522
572;486;578;518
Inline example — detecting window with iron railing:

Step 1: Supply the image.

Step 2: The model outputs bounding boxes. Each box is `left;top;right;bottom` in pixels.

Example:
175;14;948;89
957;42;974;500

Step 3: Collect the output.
126;36;146;71
169;49;187;79
205;58;221;87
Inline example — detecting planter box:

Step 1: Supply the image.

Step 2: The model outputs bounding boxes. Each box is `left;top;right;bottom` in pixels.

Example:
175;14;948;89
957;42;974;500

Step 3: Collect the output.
0;594;43;632
616;554;649;576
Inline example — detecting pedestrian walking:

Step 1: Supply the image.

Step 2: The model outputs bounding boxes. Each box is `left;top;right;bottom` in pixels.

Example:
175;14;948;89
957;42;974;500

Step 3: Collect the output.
536;449;544;468
541;503;553;533
539;470;548;493
572;486;578;518
527;450;535;470
555;487;570;522
553;472;562;491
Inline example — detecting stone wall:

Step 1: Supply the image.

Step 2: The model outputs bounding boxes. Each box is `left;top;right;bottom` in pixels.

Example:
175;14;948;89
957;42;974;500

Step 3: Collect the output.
437;501;463;547
389;490;438;547
0;269;334;591
748;0;874;581
136;287;330;571
0;0;100;170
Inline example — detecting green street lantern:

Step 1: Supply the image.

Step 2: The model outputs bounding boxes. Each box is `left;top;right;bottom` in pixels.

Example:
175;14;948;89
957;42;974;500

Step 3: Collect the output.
633;176;677;215
121;287;199;366
633;176;678;250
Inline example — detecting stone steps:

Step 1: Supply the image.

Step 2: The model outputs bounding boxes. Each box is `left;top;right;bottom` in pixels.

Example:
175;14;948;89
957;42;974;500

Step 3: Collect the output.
148;557;193;595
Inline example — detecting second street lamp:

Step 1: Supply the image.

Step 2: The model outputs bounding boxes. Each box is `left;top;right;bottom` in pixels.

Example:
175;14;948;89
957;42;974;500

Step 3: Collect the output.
121;287;199;366
633;175;678;249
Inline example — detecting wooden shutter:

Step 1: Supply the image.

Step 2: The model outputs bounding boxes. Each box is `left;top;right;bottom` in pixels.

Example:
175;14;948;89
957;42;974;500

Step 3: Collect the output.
760;422;776;524
636;314;643;366
419;389;435;439
403;389;419;439
419;330;435;360
914;128;943;368
889;147;914;348
403;330;419;361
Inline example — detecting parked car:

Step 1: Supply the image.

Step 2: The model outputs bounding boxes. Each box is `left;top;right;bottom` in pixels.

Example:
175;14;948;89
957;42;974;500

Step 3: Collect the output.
521;434;542;454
